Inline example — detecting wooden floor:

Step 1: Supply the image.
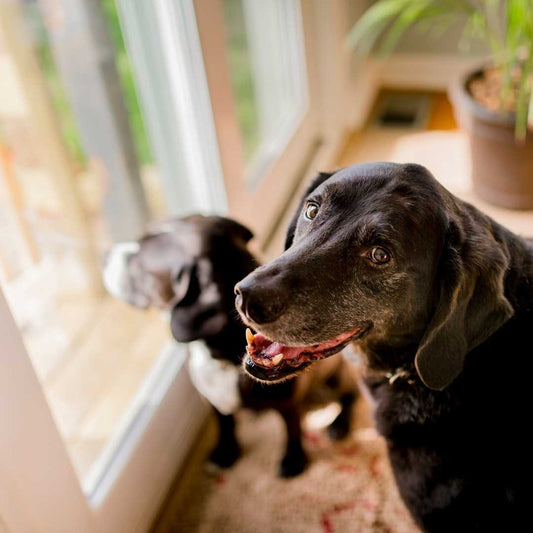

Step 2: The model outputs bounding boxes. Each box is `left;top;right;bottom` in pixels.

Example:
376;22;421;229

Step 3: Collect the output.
1;158;171;484
43;297;170;482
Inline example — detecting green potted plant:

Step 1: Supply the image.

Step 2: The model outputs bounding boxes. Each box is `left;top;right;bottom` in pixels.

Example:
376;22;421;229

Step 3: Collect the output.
348;0;533;209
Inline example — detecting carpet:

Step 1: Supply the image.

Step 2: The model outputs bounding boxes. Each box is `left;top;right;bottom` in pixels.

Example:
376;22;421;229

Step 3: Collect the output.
163;397;420;533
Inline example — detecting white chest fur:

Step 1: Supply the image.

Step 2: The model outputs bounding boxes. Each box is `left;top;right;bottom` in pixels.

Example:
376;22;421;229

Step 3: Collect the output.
188;343;241;415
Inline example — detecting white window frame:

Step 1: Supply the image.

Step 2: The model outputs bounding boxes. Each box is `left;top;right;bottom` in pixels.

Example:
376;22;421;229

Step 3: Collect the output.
239;0;310;186
0;285;209;533
0;0;217;531
114;0;228;217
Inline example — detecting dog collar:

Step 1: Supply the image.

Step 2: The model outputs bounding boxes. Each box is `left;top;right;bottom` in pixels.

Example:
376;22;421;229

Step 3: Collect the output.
384;368;416;385
365;366;416;386
343;345;416;386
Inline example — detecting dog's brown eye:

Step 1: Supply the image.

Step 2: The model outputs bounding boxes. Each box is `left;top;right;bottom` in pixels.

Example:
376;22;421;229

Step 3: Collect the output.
370;247;391;265
304;202;319;220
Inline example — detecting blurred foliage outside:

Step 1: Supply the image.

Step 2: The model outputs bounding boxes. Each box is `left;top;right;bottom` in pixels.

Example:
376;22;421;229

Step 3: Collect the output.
99;0;153;164
28;0;153;168
29;0;259;166
222;0;260;161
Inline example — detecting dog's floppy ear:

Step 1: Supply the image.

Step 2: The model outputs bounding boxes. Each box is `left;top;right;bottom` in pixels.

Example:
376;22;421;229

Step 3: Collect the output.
284;171;335;250
172;263;200;307
414;217;514;390
137;270;175;309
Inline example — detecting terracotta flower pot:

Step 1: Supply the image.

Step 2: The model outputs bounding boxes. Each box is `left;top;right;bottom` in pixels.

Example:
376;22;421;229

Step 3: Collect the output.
449;67;533;210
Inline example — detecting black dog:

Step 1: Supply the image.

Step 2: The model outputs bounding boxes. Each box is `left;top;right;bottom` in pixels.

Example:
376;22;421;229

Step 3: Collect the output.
235;163;533;530
103;214;358;477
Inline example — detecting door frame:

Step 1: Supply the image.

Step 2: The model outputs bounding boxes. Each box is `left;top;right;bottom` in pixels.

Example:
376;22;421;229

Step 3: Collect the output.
194;0;355;246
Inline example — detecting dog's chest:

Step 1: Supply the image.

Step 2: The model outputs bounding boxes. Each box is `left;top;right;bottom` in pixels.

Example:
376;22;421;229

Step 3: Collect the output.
368;378;455;436
188;344;241;415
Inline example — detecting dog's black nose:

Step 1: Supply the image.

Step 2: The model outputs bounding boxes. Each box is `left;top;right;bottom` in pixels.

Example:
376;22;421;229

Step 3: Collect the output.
234;272;286;325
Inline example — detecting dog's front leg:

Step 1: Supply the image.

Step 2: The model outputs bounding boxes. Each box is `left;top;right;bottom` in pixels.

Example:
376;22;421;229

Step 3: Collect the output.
208;409;241;468
328;391;357;440
277;407;308;478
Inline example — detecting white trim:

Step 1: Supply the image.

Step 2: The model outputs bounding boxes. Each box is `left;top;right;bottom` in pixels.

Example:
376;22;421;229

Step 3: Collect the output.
347;58;382;130
241;0;310;187
0;289;94;533
155;0;228;214
115;0;228;217
379;53;487;91
93;347;209;533
0;279;209;533
85;342;185;499
376;53;486;91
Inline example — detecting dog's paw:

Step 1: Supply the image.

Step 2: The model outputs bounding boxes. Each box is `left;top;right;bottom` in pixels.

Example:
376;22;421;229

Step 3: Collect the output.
208;441;241;469
279;450;308;478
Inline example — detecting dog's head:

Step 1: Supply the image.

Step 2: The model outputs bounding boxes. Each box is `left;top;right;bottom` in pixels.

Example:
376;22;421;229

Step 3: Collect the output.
104;215;257;343
235;163;513;389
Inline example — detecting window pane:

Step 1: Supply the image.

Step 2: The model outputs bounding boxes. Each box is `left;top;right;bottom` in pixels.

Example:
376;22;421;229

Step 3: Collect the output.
222;0;309;184
0;0;172;493
222;0;260;161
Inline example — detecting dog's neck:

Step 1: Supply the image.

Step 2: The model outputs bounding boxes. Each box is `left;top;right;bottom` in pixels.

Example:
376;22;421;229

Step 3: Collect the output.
359;329;419;370
344;343;417;387
365;366;417;386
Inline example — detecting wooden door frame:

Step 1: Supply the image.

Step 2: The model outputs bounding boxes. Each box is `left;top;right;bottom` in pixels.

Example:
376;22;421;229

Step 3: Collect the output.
193;0;321;242
193;0;355;247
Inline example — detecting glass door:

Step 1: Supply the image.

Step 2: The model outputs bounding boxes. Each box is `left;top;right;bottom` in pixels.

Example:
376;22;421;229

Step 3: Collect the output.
0;0;217;531
194;0;322;244
0;0;356;530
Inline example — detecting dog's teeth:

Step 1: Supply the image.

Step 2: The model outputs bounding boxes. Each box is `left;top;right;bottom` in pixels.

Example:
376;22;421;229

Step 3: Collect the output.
272;353;284;366
246;345;253;355
246;328;255;344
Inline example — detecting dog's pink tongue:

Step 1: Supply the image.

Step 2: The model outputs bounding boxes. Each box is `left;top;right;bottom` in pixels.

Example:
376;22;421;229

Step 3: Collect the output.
252;333;302;359
245;328;362;369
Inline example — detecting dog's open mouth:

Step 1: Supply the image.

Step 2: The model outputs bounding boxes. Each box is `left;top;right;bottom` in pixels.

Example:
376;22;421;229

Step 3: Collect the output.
243;326;368;382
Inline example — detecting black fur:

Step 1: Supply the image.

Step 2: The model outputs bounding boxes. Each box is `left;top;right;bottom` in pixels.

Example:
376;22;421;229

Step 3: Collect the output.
105;215;357;477
235;163;533;529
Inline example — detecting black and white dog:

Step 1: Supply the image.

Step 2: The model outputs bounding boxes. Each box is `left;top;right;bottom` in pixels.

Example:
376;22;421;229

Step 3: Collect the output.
103;214;358;477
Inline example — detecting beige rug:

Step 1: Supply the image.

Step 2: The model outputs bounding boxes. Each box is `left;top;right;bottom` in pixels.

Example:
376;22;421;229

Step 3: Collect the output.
162;398;420;533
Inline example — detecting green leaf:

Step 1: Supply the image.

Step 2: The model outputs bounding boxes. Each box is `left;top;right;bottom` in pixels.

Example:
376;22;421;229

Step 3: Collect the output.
347;0;413;54
379;2;434;54
347;0;533;139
